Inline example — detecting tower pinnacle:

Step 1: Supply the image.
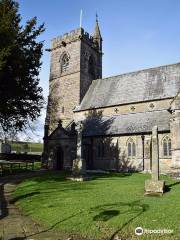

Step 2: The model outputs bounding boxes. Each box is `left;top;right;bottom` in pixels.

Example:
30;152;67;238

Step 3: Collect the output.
93;14;102;39
93;14;102;52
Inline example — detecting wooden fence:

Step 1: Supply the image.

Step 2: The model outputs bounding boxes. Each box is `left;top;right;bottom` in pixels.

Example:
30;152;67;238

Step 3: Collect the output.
0;153;41;161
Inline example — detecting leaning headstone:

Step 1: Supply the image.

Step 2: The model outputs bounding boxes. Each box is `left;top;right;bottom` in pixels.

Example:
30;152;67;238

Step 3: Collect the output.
145;126;165;196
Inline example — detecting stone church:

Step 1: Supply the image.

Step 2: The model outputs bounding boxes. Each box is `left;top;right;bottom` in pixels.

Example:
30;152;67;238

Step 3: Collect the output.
42;18;180;173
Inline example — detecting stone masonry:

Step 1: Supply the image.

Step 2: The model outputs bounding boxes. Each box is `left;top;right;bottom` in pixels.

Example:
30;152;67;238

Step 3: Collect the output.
43;17;180;173
170;91;180;167
45;25;102;134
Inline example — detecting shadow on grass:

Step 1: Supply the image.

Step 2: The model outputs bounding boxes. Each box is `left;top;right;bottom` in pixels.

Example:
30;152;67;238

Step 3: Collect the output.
89;172;133;181
7;213;83;240
13;211;87;240
8;171;133;187
2;171;149;240
22;170;70;183
91;201;149;240
28;171;133;184
11;177;95;204
10;191;41;203
8;238;25;240
165;181;180;193
10;200;148;240
93;210;120;221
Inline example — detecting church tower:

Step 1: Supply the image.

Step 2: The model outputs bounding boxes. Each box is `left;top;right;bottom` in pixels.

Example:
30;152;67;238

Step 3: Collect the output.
45;19;103;134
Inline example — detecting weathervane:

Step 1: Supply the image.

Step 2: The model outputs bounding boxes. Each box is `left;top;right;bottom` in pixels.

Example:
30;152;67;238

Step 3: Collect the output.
96;12;98;22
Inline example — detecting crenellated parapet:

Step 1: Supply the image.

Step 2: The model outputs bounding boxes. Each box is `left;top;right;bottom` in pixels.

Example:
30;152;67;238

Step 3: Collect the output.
51;27;99;51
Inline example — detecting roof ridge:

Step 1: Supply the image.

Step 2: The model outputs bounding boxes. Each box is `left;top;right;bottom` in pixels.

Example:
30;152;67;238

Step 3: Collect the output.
79;62;180;111
101;62;180;81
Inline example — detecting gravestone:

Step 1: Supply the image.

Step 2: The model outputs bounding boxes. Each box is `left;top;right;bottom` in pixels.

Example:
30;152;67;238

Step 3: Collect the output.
145;126;165;196
1;143;11;154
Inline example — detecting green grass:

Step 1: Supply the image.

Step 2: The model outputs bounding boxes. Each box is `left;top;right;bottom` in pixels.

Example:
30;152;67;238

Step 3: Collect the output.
11;142;43;153
13;172;180;240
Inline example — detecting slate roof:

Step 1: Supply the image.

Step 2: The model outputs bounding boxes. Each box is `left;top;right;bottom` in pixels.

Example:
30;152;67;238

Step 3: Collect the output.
83;110;171;136
78;63;180;111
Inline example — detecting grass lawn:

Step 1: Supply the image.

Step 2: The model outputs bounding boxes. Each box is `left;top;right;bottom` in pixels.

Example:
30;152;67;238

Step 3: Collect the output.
13;172;180;240
1;161;41;176
11;142;43;153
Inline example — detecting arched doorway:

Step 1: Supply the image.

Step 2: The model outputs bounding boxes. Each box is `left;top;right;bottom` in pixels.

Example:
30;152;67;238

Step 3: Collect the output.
56;147;64;170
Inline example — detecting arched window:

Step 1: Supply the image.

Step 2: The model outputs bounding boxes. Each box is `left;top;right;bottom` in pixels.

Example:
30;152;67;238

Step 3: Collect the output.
98;140;105;158
61;53;69;73
88;55;96;79
163;136;171;157
127;138;136;157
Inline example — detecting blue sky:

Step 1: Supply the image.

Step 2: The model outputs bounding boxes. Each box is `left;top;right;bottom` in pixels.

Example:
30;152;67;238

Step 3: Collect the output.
17;0;180;141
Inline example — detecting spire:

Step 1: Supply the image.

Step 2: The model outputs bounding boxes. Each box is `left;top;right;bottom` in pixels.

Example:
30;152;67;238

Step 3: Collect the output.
93;13;102;39
93;13;102;52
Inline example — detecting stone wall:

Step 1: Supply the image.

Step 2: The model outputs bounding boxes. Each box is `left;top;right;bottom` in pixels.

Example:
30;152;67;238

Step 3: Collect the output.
44;26;178;174
170;92;180;167
46;28;102;133
47;40;81;132
74;96;174;173
46;137;76;170
87;133;172;173
74;98;172;121
45;130;173;173
80;41;102;101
